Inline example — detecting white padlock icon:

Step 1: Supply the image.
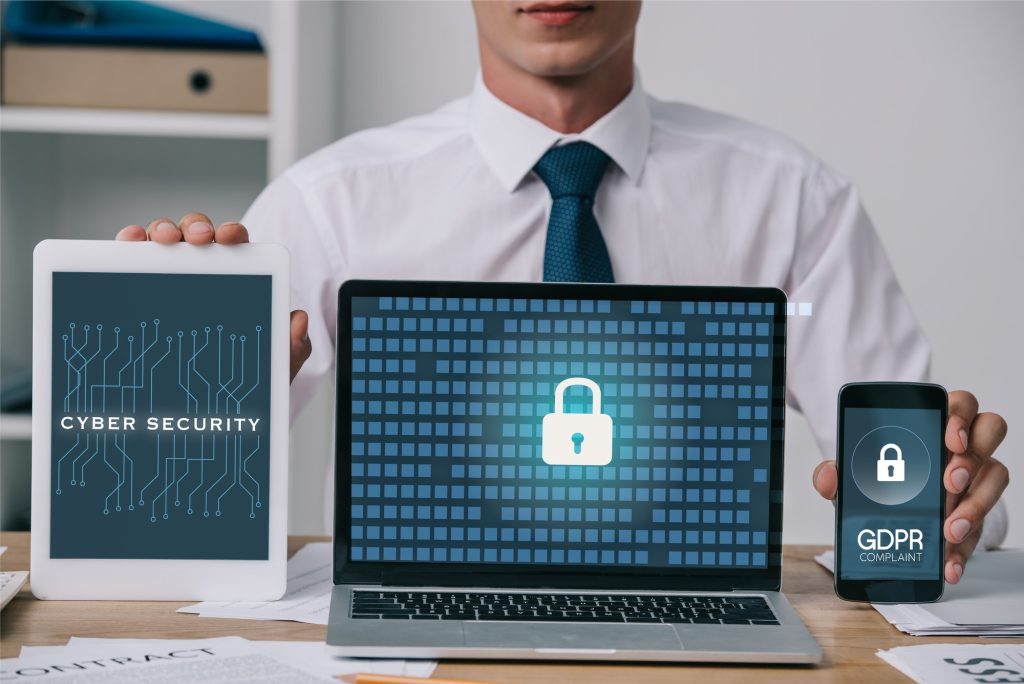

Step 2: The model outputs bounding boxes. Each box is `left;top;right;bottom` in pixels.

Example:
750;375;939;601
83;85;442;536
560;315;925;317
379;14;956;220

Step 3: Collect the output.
541;377;613;466
876;443;905;482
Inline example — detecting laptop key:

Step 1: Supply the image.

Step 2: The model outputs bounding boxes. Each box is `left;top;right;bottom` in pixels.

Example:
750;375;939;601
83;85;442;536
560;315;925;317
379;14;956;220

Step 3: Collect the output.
535;615;623;622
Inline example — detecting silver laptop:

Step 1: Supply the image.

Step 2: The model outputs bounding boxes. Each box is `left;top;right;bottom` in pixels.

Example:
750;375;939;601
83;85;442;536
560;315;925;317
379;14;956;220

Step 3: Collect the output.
326;281;821;664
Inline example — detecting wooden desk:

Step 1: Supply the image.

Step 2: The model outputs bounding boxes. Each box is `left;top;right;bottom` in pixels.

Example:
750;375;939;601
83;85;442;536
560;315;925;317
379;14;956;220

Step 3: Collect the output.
1;532;1016;682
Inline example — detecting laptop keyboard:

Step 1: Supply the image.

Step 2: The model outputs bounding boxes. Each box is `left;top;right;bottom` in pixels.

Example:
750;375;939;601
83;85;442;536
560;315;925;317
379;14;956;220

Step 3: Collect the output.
351;591;779;625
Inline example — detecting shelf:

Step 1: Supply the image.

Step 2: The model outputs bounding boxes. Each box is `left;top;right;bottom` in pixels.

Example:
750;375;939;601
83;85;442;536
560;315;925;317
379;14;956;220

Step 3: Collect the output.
0;414;32;441
0;106;271;140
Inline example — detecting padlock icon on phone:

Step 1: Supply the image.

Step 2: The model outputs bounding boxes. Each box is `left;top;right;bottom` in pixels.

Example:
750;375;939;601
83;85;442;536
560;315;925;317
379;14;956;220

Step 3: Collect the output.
876;443;905;482
541;377;613;466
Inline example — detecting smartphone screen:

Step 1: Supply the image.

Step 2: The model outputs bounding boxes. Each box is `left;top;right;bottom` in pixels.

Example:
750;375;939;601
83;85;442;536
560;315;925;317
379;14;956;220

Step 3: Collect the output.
835;383;947;602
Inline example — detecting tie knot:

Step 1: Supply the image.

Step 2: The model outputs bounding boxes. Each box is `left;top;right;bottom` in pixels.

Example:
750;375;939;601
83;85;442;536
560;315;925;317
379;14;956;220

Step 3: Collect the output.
533;141;611;200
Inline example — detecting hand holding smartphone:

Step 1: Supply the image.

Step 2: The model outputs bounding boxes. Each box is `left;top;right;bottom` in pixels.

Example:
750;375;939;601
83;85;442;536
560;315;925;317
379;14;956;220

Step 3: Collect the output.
835;382;948;603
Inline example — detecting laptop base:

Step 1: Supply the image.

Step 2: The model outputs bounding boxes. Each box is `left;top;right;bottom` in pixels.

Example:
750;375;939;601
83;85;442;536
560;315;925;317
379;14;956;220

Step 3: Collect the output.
327;585;822;664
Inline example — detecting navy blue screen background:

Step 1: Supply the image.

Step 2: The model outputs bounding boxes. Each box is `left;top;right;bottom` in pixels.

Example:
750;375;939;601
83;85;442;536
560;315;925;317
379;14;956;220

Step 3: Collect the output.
50;272;272;560
838;407;943;580
347;295;782;569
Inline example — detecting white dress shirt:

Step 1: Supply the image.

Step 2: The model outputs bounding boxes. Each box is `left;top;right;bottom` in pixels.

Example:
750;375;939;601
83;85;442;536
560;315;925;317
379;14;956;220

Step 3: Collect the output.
243;72;1005;547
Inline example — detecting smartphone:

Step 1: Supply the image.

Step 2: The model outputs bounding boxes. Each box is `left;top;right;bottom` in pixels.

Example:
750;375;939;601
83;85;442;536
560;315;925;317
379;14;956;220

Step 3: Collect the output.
835;382;948;603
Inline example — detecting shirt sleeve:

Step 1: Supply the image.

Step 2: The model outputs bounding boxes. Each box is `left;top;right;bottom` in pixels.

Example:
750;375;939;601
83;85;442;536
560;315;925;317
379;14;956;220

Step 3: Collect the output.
785;164;1007;550
241;173;343;421
785;163;931;454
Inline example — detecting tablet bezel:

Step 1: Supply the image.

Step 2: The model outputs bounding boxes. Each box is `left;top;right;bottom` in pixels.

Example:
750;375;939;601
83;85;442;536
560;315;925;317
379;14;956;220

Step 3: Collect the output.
31;239;290;600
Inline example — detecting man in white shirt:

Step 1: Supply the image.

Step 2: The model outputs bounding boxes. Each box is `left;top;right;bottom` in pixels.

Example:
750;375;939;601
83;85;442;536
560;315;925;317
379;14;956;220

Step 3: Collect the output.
116;1;1008;582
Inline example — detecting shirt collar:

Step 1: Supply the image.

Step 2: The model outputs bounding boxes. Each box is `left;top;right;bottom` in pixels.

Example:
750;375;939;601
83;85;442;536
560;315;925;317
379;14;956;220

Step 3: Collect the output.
469;69;652;193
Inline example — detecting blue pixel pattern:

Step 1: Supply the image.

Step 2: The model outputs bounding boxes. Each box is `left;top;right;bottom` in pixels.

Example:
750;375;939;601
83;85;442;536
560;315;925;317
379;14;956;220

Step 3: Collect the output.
348;296;780;568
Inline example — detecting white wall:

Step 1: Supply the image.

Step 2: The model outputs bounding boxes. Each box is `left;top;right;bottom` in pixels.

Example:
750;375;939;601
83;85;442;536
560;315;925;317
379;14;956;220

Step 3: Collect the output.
309;1;1022;548
634;1;1024;547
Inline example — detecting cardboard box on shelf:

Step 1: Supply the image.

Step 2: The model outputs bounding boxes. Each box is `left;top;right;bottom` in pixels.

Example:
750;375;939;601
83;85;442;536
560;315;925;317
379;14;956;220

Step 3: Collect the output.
2;44;267;114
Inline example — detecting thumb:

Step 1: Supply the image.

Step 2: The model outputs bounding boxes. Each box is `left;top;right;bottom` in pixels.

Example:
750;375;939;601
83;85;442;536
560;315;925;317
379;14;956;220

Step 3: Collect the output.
813;460;838;501
289;310;311;382
290;309;309;343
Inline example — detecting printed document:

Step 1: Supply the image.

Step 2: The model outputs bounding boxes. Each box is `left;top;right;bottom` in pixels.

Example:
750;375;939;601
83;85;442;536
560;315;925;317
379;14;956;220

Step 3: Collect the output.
878;644;1024;684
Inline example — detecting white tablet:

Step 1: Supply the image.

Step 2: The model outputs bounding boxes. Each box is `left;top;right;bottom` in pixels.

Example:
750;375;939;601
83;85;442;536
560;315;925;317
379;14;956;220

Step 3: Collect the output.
31;240;290;600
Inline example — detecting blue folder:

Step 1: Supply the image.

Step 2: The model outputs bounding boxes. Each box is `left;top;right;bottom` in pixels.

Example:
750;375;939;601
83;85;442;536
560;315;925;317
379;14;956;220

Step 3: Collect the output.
3;0;262;51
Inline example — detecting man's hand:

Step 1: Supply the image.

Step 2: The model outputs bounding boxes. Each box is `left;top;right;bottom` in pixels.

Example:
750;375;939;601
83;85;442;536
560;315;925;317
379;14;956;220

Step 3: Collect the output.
812;390;1008;584
115;213;312;382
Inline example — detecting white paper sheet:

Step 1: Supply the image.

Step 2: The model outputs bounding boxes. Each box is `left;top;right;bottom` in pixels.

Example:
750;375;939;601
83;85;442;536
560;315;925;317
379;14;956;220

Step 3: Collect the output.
179;543;332;625
925;553;1024;626
173;543;437;675
877;644;1024;684
16;637;244;659
2;637;334;682
0;546;7;556
15;638;436;679
814;548;1024;636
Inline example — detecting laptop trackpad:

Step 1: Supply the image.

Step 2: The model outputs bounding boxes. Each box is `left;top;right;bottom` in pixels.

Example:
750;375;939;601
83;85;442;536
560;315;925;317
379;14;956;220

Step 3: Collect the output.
464;623;682;651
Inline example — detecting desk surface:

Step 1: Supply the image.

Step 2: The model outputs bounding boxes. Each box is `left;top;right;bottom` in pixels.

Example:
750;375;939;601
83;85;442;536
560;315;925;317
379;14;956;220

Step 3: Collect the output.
1;532;1017;683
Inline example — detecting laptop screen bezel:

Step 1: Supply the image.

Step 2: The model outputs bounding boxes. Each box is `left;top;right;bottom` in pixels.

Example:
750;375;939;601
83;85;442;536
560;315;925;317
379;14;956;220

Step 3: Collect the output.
333;280;787;591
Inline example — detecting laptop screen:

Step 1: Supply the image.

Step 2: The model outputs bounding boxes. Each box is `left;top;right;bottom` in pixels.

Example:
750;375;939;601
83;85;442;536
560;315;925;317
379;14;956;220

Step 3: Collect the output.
337;282;786;587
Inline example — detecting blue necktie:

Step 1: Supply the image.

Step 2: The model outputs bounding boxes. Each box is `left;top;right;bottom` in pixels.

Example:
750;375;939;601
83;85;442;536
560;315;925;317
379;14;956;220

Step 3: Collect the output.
535;142;615;283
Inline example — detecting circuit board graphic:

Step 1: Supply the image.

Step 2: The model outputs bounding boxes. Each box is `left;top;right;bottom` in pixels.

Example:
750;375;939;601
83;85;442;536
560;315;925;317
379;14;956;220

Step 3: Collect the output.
50;272;272;560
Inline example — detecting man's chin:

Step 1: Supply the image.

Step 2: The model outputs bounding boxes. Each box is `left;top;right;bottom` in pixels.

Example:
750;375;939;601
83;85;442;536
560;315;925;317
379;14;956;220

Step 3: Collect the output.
516;45;610;79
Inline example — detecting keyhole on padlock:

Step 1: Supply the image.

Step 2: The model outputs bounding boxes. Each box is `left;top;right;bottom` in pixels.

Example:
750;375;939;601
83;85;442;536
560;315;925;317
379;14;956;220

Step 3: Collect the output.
888;465;895;478
571;432;585;454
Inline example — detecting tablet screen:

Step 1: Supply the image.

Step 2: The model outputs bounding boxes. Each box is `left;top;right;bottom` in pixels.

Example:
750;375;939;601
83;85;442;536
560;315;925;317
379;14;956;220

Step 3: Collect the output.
50;272;272;560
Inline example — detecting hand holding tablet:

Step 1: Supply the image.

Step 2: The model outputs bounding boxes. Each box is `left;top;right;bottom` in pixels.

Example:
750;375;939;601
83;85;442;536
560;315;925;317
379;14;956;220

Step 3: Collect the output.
115;213;311;382
32;238;291;600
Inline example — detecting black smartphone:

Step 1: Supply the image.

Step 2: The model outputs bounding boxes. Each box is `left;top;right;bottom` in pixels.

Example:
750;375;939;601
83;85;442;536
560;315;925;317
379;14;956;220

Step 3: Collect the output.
835;382;948;603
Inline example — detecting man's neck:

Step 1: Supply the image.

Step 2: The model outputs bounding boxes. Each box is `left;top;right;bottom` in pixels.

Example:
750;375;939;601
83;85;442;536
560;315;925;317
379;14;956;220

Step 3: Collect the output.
479;42;635;134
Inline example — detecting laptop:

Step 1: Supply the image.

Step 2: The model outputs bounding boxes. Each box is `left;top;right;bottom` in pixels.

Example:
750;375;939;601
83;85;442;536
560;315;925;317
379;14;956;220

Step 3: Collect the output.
326;280;821;663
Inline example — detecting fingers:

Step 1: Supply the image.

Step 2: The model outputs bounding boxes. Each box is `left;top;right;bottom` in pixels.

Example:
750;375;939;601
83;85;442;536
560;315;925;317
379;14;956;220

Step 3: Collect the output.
945;411;1009;494
944;524;982;584
813;460;838;501
214;221;250;245
942;389;974;458
967;411;1008;461
945;390;978;456
290;310;311;383
146;217;184;244
119;214;247;246
116;224;147;241
944;457;1009;547
179;212;215;245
